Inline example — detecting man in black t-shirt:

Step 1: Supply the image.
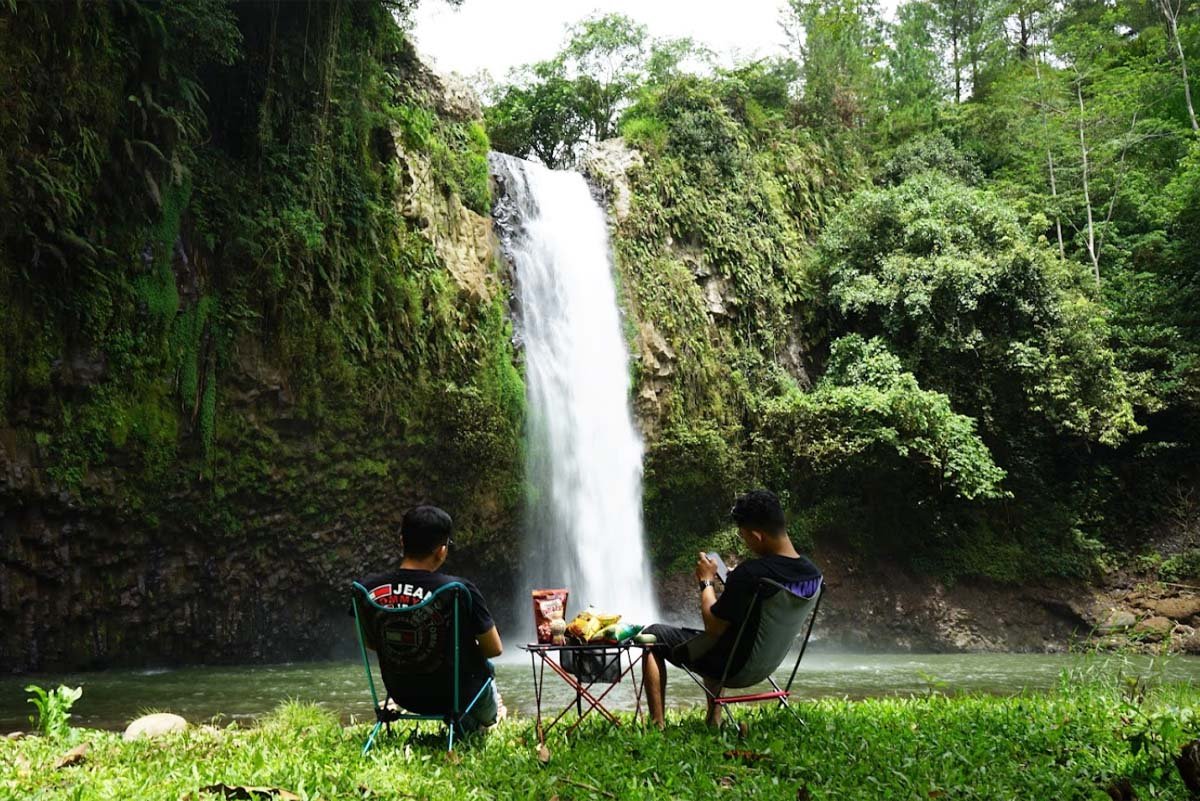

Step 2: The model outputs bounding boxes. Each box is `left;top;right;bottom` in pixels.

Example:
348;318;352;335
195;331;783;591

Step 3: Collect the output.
355;505;505;731
641;489;822;728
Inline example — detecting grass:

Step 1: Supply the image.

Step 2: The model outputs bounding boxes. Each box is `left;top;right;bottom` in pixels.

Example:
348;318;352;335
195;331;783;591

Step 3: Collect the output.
3;678;1199;800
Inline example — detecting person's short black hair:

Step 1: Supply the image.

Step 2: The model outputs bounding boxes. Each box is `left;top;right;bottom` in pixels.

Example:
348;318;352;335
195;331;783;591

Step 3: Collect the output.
401;505;453;558
730;489;786;536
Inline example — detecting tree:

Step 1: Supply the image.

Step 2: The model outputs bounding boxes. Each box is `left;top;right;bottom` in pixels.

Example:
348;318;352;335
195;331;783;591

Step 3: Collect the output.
786;0;887;129
933;0;975;101
1156;0;1199;131
886;0;946;132
644;36;715;87
484;13;650;166
759;334;1008;502
484;60;589;168
809;172;1140;449
562;13;648;142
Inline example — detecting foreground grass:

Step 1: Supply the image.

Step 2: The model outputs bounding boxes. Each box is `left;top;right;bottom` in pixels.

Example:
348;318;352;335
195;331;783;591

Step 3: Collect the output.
4;677;1199;800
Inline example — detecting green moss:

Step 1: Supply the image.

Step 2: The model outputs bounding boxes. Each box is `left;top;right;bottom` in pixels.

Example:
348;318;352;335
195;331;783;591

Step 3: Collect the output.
392;105;492;215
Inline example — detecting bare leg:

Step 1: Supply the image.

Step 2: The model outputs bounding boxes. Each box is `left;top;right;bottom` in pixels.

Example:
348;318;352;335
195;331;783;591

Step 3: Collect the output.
703;677;722;728
643;651;668;728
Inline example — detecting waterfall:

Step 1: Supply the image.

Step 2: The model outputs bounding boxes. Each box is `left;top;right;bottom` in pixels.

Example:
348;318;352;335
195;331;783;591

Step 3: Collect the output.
491;152;659;625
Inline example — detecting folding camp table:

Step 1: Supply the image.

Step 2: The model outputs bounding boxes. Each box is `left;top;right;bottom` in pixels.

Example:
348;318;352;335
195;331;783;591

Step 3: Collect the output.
520;642;649;743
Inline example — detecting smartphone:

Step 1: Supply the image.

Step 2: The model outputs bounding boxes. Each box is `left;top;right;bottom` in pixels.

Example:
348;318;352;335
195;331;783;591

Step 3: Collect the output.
705;552;729;583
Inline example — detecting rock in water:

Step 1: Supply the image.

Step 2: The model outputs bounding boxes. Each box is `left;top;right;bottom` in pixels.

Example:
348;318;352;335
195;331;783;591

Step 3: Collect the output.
123;712;187;741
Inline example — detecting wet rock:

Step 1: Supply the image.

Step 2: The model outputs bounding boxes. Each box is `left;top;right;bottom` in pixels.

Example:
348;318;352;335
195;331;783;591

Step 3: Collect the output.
1149;596;1200;621
391;127;496;301
703;276;737;317
432;71;482;121
123;712;188;741
51;351;108;388
638;321;676;378
580;138;644;223
1180;631;1200;655
780;319;812;389
1098;609;1137;632
1133;616;1174;641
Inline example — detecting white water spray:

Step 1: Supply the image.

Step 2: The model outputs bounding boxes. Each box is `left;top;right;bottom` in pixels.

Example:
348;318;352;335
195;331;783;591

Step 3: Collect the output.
491;153;659;624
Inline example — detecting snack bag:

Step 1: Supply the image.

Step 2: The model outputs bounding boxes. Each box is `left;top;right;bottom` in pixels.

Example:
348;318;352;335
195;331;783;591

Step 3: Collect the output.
592;623;621;643
565;610;599;642
591;622;642;644
613;622;643;642
566;607;609;642
531;589;569;644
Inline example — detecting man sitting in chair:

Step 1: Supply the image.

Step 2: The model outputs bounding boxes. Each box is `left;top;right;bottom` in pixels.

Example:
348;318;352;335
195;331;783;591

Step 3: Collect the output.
356;505;506;731
641;489;822;728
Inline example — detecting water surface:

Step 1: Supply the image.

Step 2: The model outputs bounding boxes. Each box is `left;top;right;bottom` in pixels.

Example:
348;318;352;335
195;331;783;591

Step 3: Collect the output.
5;652;1199;732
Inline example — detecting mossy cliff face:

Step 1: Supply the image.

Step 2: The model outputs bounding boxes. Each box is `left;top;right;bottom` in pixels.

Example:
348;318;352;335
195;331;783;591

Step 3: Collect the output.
0;2;522;671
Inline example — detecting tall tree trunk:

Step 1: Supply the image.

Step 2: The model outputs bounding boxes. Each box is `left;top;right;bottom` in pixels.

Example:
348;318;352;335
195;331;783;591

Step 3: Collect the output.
1076;78;1101;287
967;0;979;97
952;27;961;102
1034;56;1065;259
1018;10;1029;61
1160;0;1199;132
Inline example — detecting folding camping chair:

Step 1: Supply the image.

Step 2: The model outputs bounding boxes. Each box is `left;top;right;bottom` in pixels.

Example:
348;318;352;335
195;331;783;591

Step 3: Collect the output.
350;581;495;754
677;577;823;727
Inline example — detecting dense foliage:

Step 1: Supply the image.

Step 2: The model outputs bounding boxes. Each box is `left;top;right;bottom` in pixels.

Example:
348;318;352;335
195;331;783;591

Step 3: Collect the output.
5;672;1200;799
487;4;1200;581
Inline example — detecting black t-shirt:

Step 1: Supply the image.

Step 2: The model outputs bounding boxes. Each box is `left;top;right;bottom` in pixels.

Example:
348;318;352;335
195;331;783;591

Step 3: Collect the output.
353;569;495;710
711;554;822;625
355;569;495;637
705;554;822;675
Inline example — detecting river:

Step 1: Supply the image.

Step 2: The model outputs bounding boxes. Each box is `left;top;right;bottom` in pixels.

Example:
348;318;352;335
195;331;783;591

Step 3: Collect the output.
4;652;1199;732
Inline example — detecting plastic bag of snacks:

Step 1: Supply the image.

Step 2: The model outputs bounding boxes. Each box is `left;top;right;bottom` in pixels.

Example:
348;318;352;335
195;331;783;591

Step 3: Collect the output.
531;589;569;645
591;622;644;644
565;608;620;643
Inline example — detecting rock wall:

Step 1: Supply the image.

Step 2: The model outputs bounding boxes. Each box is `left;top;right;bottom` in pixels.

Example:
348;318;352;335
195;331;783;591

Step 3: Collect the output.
0;123;517;671
0;4;522;672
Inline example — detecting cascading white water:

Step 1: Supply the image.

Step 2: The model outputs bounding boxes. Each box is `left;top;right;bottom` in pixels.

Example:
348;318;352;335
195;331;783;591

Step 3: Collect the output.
491;152;659;624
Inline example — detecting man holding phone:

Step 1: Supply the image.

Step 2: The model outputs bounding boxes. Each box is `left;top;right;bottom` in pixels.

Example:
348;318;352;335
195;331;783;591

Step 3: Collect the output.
640;489;822;728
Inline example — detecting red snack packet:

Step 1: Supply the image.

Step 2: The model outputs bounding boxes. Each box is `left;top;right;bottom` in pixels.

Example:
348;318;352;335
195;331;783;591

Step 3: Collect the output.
531;589;569;644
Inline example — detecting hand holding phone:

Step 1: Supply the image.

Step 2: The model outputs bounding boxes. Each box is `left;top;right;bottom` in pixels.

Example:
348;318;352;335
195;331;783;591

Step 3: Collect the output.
704;552;730;583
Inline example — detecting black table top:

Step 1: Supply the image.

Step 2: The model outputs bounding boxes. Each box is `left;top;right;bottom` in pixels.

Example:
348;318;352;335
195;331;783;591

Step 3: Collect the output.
520;641;650;651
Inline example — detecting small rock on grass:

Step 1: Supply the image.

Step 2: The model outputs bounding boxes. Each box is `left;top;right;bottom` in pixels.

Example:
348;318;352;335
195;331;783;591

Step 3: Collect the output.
53;742;90;770
1176;739;1200;796
123;712;187;741
191;784;300;800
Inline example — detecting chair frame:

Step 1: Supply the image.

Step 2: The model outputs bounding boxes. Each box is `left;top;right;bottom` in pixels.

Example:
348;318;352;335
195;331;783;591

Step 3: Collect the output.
351;580;494;754
678;579;823;728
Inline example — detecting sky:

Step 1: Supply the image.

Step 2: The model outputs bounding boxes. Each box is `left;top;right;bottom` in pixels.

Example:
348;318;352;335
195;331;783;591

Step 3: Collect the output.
410;0;901;81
